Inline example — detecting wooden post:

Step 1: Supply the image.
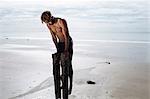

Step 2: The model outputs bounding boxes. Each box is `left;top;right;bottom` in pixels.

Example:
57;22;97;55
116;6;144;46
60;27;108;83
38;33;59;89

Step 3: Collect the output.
52;53;61;99
52;52;70;99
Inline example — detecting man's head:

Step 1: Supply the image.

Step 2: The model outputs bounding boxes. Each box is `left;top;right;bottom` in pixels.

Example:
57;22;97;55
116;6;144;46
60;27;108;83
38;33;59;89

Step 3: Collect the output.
41;11;53;24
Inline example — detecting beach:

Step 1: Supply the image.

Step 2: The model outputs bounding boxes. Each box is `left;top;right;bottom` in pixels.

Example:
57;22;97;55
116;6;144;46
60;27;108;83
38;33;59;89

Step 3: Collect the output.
0;37;149;99
0;0;149;98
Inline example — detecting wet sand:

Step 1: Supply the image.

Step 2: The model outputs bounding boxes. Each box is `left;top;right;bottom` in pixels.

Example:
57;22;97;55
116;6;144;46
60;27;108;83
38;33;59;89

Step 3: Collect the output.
0;38;149;99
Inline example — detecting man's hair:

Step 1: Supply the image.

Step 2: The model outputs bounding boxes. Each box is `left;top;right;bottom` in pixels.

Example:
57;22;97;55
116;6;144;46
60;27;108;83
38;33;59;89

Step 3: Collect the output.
41;11;51;23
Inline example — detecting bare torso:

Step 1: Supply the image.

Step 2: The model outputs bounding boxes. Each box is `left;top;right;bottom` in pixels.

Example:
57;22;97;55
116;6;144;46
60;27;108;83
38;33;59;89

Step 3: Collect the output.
47;18;69;43
49;24;65;42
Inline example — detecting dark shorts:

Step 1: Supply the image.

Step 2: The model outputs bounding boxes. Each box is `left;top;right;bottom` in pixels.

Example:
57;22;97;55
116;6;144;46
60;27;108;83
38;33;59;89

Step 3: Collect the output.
56;36;73;53
57;42;65;53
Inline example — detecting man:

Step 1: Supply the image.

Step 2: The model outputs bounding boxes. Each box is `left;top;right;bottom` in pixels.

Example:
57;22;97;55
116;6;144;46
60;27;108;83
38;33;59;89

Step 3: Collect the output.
41;11;73;95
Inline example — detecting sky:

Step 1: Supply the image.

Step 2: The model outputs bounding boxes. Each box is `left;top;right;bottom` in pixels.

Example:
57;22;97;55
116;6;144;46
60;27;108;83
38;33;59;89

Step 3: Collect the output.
0;0;149;41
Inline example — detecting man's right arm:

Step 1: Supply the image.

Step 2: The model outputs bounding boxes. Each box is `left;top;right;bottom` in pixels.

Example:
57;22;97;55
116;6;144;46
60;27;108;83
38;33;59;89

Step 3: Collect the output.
47;25;57;47
51;32;57;47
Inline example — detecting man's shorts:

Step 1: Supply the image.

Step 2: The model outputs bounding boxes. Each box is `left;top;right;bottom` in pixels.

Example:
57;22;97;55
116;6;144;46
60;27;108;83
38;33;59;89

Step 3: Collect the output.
56;36;73;53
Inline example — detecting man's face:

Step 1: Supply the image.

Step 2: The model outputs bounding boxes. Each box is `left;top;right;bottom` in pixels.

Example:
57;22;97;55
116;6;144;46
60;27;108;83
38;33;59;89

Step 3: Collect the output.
48;17;53;25
44;15;53;25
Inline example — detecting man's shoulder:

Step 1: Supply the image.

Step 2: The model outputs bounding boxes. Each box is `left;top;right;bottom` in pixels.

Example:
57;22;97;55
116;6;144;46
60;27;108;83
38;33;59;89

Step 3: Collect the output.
56;17;66;23
55;18;67;26
55;17;65;20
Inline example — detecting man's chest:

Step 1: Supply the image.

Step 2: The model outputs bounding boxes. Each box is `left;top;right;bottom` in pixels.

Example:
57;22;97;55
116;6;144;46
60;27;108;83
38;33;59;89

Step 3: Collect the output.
50;25;62;34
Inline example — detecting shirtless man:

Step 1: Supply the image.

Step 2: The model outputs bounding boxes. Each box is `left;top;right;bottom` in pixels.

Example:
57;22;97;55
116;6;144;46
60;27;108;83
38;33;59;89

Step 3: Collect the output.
41;11;73;95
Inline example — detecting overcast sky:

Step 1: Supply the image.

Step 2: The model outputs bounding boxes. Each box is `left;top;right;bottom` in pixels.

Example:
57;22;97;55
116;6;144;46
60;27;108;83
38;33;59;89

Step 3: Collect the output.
0;0;149;40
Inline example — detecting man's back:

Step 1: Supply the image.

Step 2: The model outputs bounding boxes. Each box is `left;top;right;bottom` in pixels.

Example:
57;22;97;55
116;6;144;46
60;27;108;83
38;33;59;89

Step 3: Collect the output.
47;18;69;43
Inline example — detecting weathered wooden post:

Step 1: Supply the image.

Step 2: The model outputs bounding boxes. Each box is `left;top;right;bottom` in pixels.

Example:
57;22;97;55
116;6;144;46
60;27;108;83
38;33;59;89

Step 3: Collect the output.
52;52;70;99
52;53;61;99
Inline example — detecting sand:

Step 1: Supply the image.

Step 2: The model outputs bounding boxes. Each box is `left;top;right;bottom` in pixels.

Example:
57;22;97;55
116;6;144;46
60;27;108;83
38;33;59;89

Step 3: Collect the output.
0;38;149;99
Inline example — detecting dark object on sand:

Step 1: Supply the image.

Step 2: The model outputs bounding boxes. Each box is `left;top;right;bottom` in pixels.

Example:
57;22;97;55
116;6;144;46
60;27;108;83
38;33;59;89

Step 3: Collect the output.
87;80;96;84
52;52;72;99
106;62;111;64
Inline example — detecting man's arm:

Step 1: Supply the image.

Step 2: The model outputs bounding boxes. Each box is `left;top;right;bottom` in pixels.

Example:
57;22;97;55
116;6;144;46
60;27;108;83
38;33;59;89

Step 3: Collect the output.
47;25;57;47
51;31;58;47
59;19;69;51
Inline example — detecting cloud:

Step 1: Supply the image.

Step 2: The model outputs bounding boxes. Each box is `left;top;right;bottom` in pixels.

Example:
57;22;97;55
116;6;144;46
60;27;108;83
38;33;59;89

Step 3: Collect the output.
0;0;148;25
0;0;148;35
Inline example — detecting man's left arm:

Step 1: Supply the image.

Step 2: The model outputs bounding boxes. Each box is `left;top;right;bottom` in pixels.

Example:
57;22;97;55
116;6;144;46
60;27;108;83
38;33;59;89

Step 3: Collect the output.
59;19;69;52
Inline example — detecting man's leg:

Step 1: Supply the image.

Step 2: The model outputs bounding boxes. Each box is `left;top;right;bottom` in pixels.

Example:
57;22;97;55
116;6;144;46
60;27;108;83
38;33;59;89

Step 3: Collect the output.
68;51;73;95
68;39;73;95
60;53;68;99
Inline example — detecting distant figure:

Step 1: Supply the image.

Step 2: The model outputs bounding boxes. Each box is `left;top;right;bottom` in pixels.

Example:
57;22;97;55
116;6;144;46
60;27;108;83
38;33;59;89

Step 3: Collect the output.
41;11;73;95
